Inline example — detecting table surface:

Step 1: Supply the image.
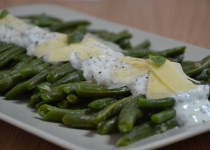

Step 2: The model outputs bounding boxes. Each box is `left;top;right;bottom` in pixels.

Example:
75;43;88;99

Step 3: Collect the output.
1;0;210;150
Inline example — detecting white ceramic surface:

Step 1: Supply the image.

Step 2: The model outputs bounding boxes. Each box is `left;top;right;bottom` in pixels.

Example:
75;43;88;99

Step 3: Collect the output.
0;4;210;150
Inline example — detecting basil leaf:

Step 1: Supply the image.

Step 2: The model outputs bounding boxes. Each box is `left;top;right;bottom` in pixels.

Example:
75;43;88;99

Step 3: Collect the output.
67;31;84;44
0;10;9;19
149;54;166;66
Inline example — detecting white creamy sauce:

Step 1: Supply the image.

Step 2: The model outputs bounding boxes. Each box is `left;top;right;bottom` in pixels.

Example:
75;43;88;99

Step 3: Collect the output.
71;51;127;88
81;56;123;87
128;74;149;96
173;85;210;127
0;21;60;55
0;15;210;127
70;34;124;70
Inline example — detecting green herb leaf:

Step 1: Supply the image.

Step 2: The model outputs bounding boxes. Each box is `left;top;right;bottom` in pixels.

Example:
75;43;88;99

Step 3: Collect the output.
0;10;9;19
149;54;166;66
67;31;84;44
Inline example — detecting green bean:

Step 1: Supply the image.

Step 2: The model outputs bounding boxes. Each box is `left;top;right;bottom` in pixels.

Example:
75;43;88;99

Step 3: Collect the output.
76;85;130;99
182;55;210;77
151;108;176;124
95;96;131;124
157;46;186;57
0;44;14;53
60;25;88;35
95;30;132;49
0;73;23;93
20;13;62;27
38;104;88;122
0;10;9;19
123;46;185;59
35;100;53;109
117;122;155;146
194;68;210;82
26;70;51;90
40;85;67;102
133;40;151;50
118;97;143;133
97;116;119;135
66;94;80;104
0;56;33;79
88;97;116;110
12;53;29;63
62;111;97;129
35;82;51;93
57;100;71;109
67;31;84;44
167;54;184;63
27;57;45;66
29;93;42;108
0;41;6;46
0;47;21;61
5;64;53;99
206;68;210;76
13;57;34;70
51;70;84;87
154;119;179;134
19;62;50;78
47;63;75;83
89;30;132;44
123;49;149;57
0;48;25;68
5;81;28;100
0;69;13;79
62;81;98;94
26;65;60;90
113;30;132;44
50;20;90;32
138;97;175;109
117;39;133;49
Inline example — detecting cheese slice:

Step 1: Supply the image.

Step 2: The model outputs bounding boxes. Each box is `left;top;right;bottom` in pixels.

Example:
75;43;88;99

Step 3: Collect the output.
174;62;200;84
111;66;149;85
115;57;149;84
75;46;104;62
0;15;28;30
32;34;67;58
45;43;84;63
147;71;173;99
120;57;147;68
45;45;75;63
74;39;106;62
120;56;197;98
45;35;112;63
146;59;197;93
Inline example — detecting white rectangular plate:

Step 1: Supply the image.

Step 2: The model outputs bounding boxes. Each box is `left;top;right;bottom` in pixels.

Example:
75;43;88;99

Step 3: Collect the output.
0;4;210;150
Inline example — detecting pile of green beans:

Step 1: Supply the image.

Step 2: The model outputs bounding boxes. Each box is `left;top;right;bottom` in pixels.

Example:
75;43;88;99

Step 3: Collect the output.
181;56;210;84
0;13;209;146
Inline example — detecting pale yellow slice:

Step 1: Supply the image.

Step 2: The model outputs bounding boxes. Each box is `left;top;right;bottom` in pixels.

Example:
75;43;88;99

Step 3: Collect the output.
146;59;197;93
111;66;149;85
0;15;28;30
32;34;67;58
146;71;174;99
